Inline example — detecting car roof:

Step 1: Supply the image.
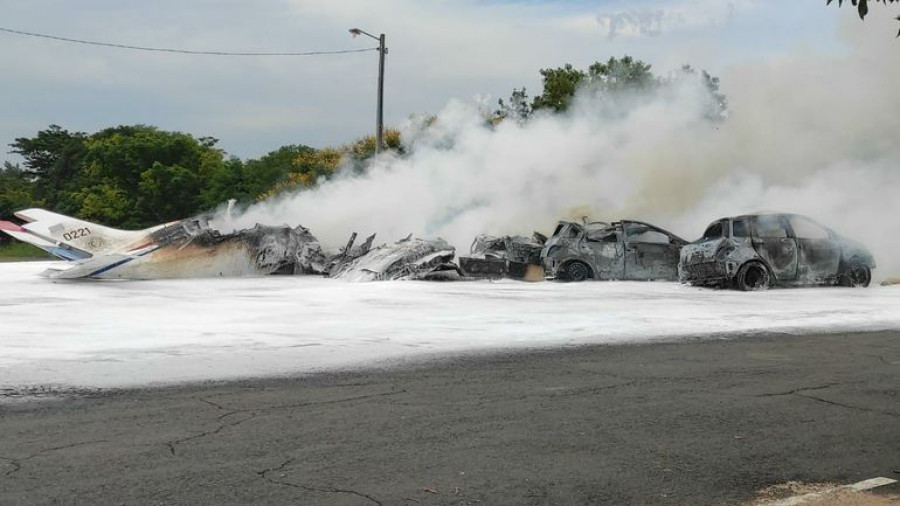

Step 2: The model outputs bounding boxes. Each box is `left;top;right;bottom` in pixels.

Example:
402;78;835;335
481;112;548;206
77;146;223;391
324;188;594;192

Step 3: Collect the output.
721;212;796;221
613;220;687;243
556;219;687;243
710;213;832;233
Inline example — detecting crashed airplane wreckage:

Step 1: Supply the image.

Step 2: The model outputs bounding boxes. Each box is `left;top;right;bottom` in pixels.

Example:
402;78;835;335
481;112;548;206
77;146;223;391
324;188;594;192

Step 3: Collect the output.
0;209;326;279
0;208;460;281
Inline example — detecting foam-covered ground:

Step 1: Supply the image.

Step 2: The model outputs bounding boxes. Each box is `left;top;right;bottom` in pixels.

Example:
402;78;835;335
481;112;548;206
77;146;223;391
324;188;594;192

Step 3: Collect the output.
1;261;899;389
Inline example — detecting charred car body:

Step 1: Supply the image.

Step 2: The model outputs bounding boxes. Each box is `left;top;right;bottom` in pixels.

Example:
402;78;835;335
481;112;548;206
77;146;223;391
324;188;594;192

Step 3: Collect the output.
680;213;875;290
458;234;546;281
542;220;687;281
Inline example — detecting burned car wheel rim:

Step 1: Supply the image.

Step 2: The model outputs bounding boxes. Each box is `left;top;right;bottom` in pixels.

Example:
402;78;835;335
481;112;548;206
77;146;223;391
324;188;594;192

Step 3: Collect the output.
737;262;769;291
565;261;592;282
843;263;871;288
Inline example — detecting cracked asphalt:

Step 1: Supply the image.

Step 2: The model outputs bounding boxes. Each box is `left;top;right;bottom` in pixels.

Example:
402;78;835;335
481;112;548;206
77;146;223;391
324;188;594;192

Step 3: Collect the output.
0;330;898;505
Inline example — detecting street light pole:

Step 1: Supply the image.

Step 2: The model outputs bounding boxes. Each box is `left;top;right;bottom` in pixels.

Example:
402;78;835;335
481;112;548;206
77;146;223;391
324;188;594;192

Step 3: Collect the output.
376;33;385;154
350;28;387;153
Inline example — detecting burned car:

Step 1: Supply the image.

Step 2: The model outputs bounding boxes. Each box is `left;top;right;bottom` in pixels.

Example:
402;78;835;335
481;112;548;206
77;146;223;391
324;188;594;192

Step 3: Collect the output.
458;234;546;281
680;213;875;290
542;220;688;281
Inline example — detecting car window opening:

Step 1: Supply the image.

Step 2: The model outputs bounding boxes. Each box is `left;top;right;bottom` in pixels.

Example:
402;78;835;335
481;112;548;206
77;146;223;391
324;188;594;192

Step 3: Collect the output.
789;216;829;240
702;222;724;241
752;217;788;238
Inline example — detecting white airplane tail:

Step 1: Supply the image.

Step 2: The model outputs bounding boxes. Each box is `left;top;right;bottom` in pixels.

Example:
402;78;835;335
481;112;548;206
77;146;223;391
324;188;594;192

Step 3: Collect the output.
12;208;170;258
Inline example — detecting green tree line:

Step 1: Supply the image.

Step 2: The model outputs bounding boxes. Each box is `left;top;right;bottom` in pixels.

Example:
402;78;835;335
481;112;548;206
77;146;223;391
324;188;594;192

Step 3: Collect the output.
492;56;726;124
0;124;401;232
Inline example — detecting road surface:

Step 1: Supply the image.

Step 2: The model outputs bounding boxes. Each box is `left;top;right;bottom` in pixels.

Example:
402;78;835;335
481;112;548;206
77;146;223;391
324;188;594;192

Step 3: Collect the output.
1;330;899;505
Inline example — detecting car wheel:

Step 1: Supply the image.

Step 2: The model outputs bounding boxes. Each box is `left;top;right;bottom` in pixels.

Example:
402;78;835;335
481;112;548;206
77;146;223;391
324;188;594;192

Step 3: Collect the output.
564;261;592;282
838;261;871;288
735;261;770;291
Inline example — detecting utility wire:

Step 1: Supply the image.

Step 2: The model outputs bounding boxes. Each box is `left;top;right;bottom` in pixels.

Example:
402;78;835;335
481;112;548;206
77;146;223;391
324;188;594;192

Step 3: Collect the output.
0;26;377;56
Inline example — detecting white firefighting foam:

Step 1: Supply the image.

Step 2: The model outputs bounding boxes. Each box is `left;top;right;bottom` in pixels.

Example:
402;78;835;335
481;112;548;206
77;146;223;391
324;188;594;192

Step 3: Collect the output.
1;261;899;389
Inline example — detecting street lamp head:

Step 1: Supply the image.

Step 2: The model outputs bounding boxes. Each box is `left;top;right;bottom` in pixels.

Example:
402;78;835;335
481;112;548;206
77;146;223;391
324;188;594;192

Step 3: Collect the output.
349;28;362;38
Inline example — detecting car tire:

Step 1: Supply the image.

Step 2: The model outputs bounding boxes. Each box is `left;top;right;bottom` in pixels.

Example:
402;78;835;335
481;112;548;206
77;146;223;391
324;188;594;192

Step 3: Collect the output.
734;261;770;291
838;260;871;288
564;261;593;282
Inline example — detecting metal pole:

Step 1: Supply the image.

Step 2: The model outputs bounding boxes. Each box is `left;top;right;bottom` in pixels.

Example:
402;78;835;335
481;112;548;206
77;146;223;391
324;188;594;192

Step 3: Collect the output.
376;33;386;153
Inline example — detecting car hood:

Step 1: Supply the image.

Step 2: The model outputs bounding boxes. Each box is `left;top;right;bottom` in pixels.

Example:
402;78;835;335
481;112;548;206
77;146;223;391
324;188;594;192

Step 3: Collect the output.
838;235;877;268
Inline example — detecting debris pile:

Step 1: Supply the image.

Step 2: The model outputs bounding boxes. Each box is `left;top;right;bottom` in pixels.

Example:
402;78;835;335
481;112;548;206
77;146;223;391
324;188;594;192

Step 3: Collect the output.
329;234;461;282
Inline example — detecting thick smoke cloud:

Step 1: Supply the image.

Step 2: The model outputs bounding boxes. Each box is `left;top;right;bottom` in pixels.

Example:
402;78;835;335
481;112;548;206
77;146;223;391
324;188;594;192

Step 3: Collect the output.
221;15;900;279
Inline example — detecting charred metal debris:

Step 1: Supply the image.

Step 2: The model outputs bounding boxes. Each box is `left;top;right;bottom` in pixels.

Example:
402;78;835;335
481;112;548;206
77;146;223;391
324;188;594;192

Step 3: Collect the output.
151;216;327;275
327;232;461;281
197;219;462;281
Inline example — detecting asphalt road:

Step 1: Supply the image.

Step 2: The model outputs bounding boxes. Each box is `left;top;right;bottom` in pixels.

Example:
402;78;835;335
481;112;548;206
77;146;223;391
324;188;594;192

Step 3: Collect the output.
1;331;899;505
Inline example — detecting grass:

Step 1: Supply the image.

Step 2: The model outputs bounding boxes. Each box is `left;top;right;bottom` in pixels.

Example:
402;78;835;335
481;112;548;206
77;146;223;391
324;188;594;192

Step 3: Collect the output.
0;241;52;262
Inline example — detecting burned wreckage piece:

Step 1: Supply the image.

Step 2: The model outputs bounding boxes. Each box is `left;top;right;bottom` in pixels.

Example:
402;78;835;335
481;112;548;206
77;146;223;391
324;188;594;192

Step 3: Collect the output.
1;208;326;279
542;220;687;282
458;234;546;281
2;208;463;282
327;233;461;282
680;213;876;291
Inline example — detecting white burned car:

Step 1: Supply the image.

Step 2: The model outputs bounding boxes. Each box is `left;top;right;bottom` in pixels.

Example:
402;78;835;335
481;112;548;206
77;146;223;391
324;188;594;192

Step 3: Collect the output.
542;220;687;282
680;213;875;290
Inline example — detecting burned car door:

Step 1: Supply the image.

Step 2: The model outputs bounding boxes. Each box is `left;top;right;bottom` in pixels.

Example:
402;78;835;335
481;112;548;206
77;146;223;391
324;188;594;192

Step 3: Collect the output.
622;222;680;281
581;224;625;279
750;215;798;281
786;215;841;282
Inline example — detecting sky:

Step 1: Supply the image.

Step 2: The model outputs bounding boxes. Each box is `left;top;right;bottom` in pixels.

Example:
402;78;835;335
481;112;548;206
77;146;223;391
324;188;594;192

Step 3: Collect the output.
0;0;889;160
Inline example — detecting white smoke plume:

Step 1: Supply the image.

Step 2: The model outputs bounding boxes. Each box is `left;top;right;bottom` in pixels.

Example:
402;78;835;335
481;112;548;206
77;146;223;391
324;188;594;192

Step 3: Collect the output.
221;15;900;279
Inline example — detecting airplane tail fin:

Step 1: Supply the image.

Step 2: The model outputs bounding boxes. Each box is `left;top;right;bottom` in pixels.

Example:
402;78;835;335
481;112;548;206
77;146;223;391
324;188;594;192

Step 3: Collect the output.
0;220;91;260
11;208;167;258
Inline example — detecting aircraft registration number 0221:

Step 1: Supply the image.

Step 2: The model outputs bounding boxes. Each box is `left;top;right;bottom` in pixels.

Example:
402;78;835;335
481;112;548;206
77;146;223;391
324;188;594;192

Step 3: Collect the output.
63;228;91;241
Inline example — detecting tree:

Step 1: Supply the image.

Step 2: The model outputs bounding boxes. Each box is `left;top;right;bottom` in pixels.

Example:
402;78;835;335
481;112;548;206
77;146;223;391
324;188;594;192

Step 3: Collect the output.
9;125;87;205
242;145;315;198
260;130;404;199
10;124;231;228
201;156;250;209
828;0;900;34
674;65;728;122
6;123;409;227
0;163;39;223
530;57;659;114
137;162;204;222
586;56;656;95
200;145;325;209
68;181;133;226
520;56;727;120
531;64;586;113
74;125;226;227
493;88;533;124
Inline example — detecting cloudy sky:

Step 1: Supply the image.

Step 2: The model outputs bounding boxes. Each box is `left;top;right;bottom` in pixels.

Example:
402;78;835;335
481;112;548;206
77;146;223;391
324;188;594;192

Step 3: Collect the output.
0;0;893;160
